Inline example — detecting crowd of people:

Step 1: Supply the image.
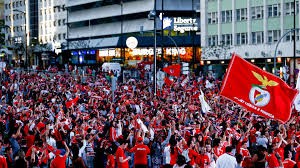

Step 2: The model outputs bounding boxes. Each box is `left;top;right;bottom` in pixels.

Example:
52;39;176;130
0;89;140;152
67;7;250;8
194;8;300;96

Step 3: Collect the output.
0;66;299;168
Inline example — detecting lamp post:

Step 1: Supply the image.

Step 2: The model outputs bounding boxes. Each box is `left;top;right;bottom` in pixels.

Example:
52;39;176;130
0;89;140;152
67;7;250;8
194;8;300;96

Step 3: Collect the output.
13;9;27;70
148;0;157;96
273;28;299;77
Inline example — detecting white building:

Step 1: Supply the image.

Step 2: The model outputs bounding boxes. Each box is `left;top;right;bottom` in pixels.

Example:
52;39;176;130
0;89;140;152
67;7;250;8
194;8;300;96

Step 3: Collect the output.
4;0;67;66
38;0;67;54
4;0;29;62
200;0;300;60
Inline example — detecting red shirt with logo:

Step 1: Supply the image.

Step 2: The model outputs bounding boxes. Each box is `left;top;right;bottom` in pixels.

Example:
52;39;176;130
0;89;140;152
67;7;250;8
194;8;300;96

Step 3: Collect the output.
129;143;150;165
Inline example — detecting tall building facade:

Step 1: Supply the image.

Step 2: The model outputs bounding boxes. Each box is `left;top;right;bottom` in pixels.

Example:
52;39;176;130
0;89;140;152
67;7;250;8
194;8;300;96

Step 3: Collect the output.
4;0;67;67
4;0;29;66
201;0;300;78
66;0;200;68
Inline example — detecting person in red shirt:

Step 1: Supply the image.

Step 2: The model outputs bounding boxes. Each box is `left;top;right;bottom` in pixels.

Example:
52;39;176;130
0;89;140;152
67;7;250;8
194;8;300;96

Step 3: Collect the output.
0;141;7;168
26;130;35;149
239;141;250;158
265;148;282;168
129;137;150;168
109;121;117;142
50;141;70;168
213;139;224;160
0;155;7;168
196;147;210;168
282;150;296;168
295;146;300;168
116;138;131;168
106;147;115;168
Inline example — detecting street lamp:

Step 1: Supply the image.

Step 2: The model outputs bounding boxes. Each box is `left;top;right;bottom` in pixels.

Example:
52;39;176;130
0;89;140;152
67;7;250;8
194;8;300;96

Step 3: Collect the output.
148;6;157;96
13;9;27;70
273;28;299;77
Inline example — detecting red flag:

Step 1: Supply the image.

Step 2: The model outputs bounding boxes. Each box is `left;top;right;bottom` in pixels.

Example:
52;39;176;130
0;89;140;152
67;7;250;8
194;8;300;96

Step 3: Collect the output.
192;92;200;99
163;64;181;77
220;54;297;123
164;77;174;87
66;97;79;108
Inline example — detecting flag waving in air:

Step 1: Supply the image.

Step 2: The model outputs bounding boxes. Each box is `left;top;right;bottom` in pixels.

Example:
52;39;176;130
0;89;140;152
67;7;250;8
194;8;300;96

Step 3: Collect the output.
66;97;79;108
220;54;297;123
163;64;181;77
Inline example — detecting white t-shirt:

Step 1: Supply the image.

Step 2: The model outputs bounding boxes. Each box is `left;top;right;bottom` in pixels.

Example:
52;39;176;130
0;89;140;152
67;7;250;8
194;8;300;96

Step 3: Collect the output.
216;153;237;168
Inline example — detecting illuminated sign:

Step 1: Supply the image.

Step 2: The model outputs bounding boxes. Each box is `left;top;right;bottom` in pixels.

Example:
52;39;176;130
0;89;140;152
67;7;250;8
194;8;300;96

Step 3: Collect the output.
162;17;199;33
131;47;186;56
99;49;116;56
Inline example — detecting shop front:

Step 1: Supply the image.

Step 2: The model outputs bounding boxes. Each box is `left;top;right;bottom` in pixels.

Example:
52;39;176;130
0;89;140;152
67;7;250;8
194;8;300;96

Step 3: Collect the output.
97;46;201;67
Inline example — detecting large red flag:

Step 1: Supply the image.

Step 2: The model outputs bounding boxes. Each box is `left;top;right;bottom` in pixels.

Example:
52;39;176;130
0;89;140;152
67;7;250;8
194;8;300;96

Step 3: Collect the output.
66;97;79;108
220;54;297;123
164;77;174;87
163;64;181;77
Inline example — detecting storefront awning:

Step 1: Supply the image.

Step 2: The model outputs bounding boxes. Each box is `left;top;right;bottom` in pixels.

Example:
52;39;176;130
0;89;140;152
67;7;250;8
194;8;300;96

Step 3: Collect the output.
68;37;119;50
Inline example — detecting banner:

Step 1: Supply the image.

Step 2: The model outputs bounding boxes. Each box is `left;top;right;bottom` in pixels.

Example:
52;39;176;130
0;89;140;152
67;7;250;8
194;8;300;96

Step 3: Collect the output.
220;54;297;123
66;97;79;108
199;89;211;113
163;64;181;77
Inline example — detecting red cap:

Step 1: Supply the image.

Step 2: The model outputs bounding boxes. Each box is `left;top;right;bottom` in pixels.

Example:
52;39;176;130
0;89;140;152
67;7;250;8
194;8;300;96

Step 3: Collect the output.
55;150;61;156
137;137;143;142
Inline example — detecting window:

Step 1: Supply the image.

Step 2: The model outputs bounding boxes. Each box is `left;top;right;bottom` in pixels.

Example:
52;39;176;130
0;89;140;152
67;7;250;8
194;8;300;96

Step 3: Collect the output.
236;33;248;45
16;1;19;7
208;35;218;46
54;21;56;26
5;4;8;9
58;20;61;26
221;34;232;45
58;34;61;40
63;33;66;39
251;6;264;19
16;14;19;20
251;31;264;44
268;30;281;43
221;10;232;23
63;19;66;25
268;4;281;17
208;12;218;24
236;8;247;21
285;2;300;15
284;29;300;41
